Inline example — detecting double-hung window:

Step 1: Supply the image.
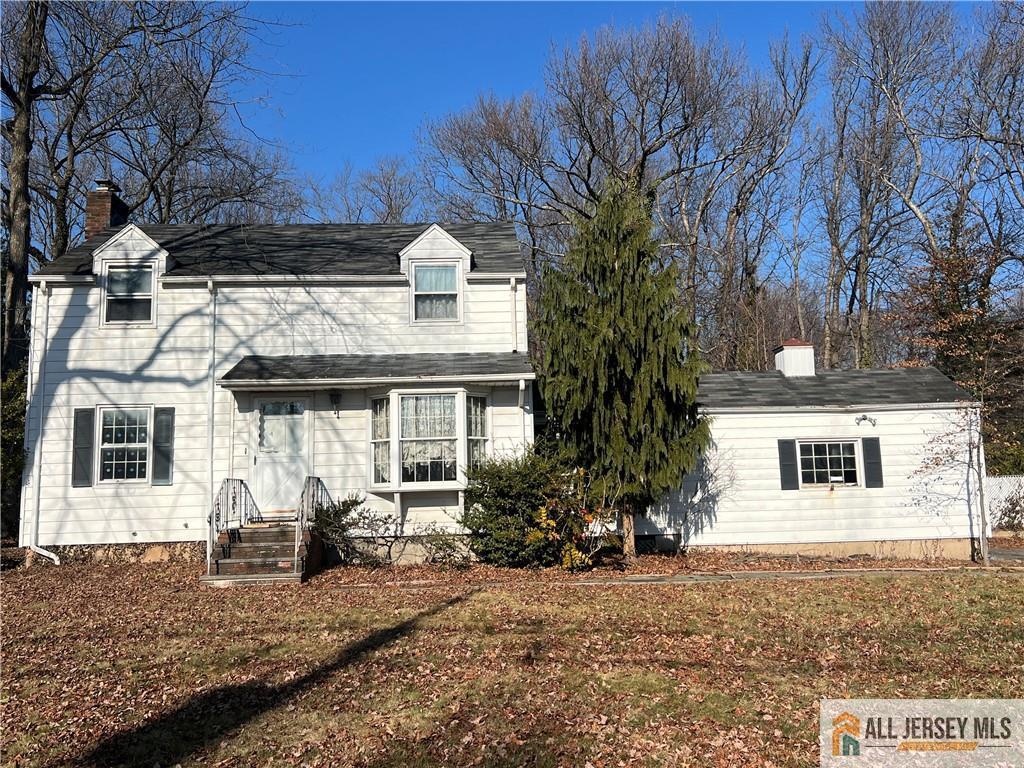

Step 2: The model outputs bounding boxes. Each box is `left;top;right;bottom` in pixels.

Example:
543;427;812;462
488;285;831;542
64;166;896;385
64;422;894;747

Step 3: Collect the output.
99;407;149;481
467;395;487;470
105;265;154;324
412;264;458;321
798;441;858;487
371;397;391;485
400;394;457;482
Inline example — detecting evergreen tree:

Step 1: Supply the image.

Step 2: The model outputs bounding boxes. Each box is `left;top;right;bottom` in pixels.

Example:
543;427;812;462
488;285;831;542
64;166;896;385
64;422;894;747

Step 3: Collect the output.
537;181;710;558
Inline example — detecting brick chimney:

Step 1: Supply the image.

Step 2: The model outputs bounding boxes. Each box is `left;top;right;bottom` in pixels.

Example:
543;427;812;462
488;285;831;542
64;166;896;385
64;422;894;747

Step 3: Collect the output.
84;180;129;240
773;338;815;377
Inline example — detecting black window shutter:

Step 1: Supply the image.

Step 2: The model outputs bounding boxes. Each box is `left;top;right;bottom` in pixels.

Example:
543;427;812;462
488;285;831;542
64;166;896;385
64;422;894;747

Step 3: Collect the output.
863;437;883;488
778;439;799;490
152;407;175;486
72;409;94;487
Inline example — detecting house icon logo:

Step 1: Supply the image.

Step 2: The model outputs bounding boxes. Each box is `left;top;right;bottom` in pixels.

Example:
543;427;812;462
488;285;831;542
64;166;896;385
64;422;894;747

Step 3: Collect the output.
832;712;861;756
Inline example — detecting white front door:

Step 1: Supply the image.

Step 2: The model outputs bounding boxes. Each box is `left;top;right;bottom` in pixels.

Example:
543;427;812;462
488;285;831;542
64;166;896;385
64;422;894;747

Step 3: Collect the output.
254;397;310;512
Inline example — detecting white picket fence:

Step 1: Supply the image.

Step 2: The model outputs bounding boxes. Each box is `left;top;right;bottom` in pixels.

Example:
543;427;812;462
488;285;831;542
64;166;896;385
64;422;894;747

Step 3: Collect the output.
987;475;1024;529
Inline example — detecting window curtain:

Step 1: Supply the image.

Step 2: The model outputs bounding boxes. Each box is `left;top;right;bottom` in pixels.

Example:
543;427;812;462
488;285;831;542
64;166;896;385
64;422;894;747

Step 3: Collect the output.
400;395;456;438
414;266;456;292
414;266;457;319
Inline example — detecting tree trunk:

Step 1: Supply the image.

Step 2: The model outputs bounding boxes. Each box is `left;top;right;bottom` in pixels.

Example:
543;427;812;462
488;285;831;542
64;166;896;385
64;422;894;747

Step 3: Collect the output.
622;504;636;561
2;0;48;372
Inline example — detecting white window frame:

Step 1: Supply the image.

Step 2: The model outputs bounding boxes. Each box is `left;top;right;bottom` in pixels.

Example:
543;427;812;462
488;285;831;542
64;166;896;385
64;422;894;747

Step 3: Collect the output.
370;396;391;487
95;404;155;485
398;392;459;485
796;438;862;490
409;260;462;325
101;262;156;327
466;392;490;472
367;389;487;491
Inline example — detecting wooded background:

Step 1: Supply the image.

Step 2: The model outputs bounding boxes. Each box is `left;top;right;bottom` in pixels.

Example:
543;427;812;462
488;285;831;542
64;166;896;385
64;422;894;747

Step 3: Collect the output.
2;1;1022;531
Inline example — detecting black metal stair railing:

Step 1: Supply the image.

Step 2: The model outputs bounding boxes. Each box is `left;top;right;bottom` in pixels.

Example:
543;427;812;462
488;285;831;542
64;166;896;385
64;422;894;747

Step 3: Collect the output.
295;476;332;573
207;478;260;575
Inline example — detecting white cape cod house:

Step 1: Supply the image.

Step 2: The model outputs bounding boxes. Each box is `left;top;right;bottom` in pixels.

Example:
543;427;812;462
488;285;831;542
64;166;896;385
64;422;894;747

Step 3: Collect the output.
21;183;987;581
22;183;534;581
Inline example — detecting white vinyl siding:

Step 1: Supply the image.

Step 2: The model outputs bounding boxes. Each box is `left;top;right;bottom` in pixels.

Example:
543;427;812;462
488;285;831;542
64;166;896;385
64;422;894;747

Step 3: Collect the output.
642;408;984;546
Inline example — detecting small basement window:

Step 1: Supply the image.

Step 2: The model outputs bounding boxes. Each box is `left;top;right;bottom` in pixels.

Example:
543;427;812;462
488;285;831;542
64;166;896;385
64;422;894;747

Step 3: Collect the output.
105;265;154;324
799;441;858;487
412;264;458;321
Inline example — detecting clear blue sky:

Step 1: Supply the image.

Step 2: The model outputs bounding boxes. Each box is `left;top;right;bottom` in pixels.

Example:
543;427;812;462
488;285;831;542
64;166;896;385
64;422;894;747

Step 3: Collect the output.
241;1;840;180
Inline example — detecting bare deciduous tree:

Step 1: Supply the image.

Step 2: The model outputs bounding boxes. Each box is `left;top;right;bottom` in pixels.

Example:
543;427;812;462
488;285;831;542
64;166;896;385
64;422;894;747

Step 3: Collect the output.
306;156;422;224
2;1;295;370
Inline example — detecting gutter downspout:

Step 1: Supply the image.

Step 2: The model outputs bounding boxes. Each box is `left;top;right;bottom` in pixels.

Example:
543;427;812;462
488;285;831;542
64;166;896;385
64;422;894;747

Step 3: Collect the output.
509;277;518;353
518;378;527;455
30;281;60;564
206;280;217;572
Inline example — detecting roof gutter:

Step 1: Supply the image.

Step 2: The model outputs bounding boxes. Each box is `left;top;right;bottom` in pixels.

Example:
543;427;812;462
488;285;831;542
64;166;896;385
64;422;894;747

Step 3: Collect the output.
161;274;409;286
703;401;982;415
219;372;537;390
27;274;93;284
30;272;527;286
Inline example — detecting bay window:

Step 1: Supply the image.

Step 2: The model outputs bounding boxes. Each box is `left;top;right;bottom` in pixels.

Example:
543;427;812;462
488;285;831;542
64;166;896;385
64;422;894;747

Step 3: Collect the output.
369;391;488;487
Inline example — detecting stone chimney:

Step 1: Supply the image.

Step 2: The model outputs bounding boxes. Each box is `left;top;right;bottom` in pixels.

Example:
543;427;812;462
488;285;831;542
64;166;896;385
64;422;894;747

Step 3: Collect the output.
773;338;815;377
84;180;129;240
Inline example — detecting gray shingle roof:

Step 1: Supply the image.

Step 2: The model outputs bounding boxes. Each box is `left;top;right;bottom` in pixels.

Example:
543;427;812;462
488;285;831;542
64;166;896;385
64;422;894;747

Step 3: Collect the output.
698;367;972;409
222;356;965;408
35;222;524;277
220;352;534;385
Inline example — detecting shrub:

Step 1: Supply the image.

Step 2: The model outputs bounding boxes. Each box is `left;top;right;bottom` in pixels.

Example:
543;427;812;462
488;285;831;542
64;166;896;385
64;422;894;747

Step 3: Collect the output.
461;450;614;569
1;365;27;539
313;494;395;565
419;524;471;570
997;489;1024;534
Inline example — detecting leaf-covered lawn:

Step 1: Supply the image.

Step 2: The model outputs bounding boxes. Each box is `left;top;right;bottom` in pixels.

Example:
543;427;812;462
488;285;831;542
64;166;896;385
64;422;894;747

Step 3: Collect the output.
2;564;1022;767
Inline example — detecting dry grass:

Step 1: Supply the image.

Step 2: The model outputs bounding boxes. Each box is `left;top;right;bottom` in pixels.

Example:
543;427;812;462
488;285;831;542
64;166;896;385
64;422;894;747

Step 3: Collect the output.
2;562;1022;767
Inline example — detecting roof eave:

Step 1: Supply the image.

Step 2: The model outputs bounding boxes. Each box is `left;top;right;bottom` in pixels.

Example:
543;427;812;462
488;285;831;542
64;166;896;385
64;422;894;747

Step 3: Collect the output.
161;274;409;286
701;400;981;414
219;372;536;390
28;274;94;284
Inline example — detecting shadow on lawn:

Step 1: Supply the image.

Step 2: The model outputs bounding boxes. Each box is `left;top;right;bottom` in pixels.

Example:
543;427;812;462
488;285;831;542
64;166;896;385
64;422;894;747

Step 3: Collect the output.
75;591;474;768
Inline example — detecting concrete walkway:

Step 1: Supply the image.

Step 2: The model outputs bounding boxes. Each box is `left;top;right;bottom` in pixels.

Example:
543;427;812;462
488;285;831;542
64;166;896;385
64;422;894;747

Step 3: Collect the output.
990;547;1024;563
572;565;1024;586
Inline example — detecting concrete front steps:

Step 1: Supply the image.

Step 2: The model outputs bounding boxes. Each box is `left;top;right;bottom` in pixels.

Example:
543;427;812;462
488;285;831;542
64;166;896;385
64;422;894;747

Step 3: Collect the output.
200;520;317;587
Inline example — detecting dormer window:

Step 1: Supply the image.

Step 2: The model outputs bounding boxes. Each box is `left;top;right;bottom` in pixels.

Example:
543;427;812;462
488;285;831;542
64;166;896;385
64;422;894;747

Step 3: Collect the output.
412;263;459;322
104;265;154;325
